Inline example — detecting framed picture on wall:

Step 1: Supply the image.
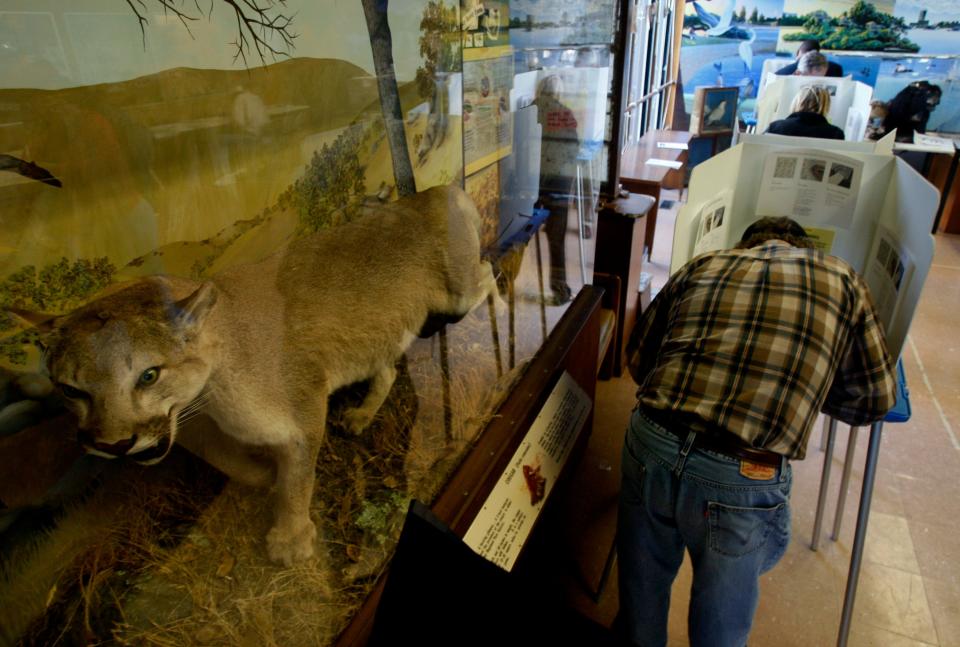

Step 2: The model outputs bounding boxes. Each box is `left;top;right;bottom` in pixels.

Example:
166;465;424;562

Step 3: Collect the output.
691;86;739;135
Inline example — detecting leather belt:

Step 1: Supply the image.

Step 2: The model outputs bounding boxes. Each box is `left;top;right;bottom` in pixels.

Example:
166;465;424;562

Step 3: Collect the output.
642;408;783;468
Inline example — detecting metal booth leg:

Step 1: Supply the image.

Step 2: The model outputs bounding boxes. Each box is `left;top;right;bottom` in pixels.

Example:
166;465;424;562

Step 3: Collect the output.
576;163;587;286
837;421;884;647
819;414;831;451
812;417;838;551
831;426;861;540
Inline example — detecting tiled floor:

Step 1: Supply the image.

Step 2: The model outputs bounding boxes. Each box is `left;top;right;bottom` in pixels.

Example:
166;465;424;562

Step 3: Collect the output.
575;191;960;646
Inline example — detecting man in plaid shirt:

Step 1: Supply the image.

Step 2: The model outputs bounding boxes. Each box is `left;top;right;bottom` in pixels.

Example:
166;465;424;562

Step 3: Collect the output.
617;217;897;647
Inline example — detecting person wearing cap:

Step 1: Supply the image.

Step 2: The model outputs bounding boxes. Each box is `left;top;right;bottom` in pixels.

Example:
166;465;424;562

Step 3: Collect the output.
617;217;897;647
775;39;843;77
765;85;845;140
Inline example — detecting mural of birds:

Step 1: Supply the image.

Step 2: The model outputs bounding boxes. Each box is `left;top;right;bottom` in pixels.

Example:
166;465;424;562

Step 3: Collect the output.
738;33;755;72
713;60;724;86
694;0;735;36
0;154;62;187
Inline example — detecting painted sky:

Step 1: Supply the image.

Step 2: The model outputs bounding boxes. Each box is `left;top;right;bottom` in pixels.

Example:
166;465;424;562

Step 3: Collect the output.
684;0;784;19
0;0;431;90
782;0;895;16
734;0;786;18
893;0;960;22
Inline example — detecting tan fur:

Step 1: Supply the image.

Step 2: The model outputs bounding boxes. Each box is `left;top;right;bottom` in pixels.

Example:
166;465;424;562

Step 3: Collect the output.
35;185;498;566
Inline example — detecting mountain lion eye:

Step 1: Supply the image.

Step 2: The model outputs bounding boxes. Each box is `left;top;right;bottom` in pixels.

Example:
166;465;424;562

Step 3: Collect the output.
58;383;87;400
138;367;160;387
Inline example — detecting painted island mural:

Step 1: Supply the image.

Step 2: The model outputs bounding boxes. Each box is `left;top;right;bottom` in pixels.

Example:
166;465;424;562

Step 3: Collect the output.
680;0;960;132
0;1;621;644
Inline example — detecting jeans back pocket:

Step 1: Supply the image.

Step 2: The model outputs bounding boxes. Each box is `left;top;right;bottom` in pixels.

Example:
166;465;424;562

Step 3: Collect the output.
708;501;788;559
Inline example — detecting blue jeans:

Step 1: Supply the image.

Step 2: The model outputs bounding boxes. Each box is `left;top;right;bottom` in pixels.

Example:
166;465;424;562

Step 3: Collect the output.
617;408;792;647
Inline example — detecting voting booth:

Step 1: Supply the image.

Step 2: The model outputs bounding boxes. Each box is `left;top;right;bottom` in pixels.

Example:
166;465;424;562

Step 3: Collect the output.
755;58;792;98
672;133;938;645
671;132;937;361
755;75;874;143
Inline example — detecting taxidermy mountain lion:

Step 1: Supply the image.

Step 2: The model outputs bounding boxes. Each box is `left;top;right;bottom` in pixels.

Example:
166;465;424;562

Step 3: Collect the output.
14;185;498;566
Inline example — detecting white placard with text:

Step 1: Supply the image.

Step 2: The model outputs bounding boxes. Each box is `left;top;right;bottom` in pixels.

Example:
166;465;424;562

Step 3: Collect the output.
463;371;591;571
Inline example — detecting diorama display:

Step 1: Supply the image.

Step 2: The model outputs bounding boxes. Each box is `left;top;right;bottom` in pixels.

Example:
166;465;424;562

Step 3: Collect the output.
0;1;623;644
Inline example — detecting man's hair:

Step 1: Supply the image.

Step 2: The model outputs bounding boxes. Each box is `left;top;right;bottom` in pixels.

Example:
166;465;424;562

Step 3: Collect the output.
735;217;816;249
789;85;831;117
797;51;828;75
537;74;564;100
797;39;821;55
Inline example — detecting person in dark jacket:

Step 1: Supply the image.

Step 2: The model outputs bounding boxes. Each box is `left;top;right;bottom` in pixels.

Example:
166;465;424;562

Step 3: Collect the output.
775;39;843;77
881;80;942;142
795;51;829;77
765;85;845;140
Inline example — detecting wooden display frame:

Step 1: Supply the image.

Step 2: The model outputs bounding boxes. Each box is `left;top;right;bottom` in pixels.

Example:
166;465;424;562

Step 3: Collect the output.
690;86;739;136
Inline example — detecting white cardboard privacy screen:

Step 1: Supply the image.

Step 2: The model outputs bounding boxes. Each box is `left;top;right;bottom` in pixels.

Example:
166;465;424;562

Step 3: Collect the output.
755;76;873;142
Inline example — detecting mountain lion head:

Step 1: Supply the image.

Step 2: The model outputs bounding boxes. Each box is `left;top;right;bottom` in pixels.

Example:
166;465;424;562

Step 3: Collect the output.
22;277;218;464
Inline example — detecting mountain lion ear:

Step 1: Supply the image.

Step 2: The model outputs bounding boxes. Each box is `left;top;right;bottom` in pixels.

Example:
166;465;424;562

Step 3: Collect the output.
5;308;58;333
173;282;218;335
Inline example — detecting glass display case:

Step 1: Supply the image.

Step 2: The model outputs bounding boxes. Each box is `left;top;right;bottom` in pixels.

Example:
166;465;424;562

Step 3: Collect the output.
0;2;626;644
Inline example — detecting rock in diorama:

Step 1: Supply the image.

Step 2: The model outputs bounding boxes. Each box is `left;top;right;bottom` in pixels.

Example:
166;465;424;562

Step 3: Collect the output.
12;184;498;566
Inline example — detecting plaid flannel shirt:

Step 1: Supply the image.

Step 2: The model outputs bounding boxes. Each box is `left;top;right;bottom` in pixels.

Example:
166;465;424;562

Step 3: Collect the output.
627;241;897;460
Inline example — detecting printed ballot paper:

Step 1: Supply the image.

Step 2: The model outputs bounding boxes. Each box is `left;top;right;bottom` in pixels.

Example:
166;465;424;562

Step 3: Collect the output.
755;149;863;229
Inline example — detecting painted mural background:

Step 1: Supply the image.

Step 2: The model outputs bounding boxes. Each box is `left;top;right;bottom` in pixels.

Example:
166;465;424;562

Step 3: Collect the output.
680;0;960;132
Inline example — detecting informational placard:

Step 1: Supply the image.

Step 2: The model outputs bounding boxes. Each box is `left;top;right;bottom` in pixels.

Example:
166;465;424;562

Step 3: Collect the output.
693;189;733;256
463;47;514;175
461;0;509;50
463;371;591;571
646;158;683;169
755;149;863;229
864;226;914;331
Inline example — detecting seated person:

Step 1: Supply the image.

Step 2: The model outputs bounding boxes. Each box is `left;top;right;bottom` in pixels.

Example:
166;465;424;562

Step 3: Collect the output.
881;80;942;142
796;51;830;77
765;86;845;140
775;39;843;77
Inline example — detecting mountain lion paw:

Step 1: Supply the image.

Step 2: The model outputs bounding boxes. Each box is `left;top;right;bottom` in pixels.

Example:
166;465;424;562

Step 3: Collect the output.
343;407;375;435
266;519;317;566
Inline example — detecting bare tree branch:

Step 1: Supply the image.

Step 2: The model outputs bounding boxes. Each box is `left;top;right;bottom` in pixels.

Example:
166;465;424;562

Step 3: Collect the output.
124;0;297;67
221;0;298;66
125;0;150;48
